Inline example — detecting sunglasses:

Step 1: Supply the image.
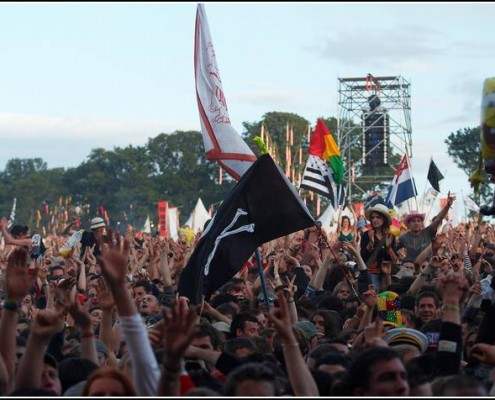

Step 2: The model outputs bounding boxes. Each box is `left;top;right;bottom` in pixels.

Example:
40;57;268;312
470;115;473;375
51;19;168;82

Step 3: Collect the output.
258;297;274;303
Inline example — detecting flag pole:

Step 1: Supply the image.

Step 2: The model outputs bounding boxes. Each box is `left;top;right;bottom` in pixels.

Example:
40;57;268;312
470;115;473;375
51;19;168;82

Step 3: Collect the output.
406;152;419;211
426;193;437;222
254;248;271;312
422;157;432;210
461;190;467;223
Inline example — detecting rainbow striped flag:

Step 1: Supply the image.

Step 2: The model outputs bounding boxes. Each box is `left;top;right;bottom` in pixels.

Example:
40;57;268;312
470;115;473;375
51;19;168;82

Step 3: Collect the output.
309;118;344;184
301;119;346;210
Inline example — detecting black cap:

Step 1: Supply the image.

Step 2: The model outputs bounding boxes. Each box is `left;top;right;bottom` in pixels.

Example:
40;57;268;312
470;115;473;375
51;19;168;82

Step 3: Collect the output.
44;353;58;369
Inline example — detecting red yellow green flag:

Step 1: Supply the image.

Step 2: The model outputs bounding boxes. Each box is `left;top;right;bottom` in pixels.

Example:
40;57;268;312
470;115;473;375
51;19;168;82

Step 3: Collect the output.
308;118;344;184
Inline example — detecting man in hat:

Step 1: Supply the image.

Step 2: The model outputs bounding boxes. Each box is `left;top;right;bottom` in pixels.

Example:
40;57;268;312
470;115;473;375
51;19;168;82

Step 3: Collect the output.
398;192;455;262
80;217;107;258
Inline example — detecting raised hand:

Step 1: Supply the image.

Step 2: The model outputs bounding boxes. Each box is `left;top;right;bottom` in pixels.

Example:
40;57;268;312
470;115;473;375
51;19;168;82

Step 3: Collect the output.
68;294;92;333
283;275;297;300
342;241;358;255
267;291;292;342
161;297;198;365
98;229;129;288
470;343;495;365
363;318;388;349
437;272;469;305
95;277;115;310
447;191;456;207
385;233;394;249
54;277;76;314
362;287;378;309
31;308;64;342
5;248;35;302
85;245;97;266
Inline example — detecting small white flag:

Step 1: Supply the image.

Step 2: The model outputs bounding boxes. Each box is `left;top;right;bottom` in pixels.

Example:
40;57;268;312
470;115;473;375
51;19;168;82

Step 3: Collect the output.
463;194;480;212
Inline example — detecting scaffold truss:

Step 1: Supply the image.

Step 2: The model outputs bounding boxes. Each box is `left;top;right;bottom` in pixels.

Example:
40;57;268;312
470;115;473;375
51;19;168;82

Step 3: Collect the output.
337;74;412;196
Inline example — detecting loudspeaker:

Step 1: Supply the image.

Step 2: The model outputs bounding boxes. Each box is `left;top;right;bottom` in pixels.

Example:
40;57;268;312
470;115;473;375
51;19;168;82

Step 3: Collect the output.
362;112;389;167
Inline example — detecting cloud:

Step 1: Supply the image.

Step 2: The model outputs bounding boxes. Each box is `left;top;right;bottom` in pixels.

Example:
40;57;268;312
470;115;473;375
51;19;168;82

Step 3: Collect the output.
308;25;444;66
391;60;441;73
234;85;307;108
449;40;495;58
0;112;199;169
0;112;197;141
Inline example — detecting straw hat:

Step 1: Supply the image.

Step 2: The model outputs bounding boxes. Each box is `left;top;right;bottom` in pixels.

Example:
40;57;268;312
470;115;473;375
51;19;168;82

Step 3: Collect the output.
365;204;392;225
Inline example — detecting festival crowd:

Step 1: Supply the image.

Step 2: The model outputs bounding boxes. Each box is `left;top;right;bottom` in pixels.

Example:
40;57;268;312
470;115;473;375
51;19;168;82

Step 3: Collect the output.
1;191;495;397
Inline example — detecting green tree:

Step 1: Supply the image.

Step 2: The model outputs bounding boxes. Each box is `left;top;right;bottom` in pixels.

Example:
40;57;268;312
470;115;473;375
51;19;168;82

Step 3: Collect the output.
445;126;491;203
147;130;234;225
0;158;67;224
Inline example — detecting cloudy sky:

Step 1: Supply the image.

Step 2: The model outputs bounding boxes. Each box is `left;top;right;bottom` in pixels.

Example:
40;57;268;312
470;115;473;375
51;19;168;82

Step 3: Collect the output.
0;2;493;218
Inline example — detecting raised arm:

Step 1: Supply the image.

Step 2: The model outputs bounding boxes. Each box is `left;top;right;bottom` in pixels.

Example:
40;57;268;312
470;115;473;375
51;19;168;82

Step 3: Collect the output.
157;298;197;396
268;292;318;396
95;277;118;364
0;218;32;247
430;191;456;232
0;248;36;392
15;308;65;392
98;230;160;396
68;295;98;365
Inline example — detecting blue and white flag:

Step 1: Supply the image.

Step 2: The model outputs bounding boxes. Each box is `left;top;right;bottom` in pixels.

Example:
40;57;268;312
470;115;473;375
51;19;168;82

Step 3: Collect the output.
385;153;417;208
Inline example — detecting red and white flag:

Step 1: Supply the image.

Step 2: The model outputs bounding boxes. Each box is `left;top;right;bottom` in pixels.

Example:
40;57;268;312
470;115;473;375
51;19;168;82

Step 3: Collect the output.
194;3;256;180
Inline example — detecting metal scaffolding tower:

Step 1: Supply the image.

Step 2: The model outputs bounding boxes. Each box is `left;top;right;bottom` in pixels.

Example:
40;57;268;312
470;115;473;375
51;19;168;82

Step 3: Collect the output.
337;74;412;198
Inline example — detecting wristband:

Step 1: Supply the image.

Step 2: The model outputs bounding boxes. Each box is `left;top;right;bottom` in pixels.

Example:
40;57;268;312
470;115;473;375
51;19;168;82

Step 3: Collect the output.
81;331;94;338
282;342;300;348
443;303;460;312
163;364;181;374
2;300;19;311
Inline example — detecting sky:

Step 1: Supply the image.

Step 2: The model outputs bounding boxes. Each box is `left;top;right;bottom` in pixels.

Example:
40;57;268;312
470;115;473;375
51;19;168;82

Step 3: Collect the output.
0;2;494;220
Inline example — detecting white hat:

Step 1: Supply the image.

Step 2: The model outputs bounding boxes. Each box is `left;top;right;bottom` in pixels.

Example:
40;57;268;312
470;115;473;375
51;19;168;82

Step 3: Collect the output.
365;204;392;225
383;327;428;353
212;321;231;333
90;217;106;230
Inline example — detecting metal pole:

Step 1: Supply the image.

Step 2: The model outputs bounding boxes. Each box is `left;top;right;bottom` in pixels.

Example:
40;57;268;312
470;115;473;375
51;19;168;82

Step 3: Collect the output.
255;248;271;312
316;225;362;304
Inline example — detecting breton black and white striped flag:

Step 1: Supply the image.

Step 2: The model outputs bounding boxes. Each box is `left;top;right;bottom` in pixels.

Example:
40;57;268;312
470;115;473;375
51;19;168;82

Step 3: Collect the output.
7;198;16;230
301;155;346;209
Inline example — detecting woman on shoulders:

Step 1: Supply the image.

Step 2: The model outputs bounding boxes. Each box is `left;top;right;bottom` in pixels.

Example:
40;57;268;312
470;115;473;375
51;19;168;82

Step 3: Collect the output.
360;203;398;292
336;206;357;243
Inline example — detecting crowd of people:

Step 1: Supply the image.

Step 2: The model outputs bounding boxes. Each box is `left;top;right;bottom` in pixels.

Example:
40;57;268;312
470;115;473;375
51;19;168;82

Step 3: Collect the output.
1;191;495;397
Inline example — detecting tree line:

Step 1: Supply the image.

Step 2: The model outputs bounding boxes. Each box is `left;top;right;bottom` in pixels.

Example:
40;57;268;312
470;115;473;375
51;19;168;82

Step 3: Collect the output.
0;111;481;233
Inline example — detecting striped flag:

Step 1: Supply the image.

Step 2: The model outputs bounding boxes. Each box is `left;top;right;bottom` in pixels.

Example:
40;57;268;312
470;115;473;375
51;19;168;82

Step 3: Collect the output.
301;155;346;209
194;3;256;180
385;153;417;208
7;198;16;229
300;119;346;209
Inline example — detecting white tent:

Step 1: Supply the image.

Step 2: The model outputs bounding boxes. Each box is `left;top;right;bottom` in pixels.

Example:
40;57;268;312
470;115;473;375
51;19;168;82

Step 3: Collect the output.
317;203;336;233
318;203;356;234
142;215;151;234
185;198;211;233
167;207;179;240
